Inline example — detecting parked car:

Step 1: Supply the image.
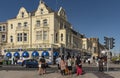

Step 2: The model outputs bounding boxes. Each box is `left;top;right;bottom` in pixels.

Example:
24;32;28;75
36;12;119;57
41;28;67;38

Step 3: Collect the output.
21;59;38;68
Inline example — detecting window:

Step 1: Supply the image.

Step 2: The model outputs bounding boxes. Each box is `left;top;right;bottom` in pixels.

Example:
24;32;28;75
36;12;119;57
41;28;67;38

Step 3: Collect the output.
3;26;6;31
68;34;70;43
2;35;5;41
22;12;24;18
0;26;1;31
17;33;27;42
17;33;22;42
66;34;68;44
23;33;27;41
41;9;43;14
43;31;47;40
56;33;58;42
64;24;66;28
18;23;21;27
82;44;85;49
10;36;13;42
61;33;63;41
36;20;40;27
36;31;42;40
11;24;13;29
94;47;97;53
69;35;71;43
43;19;48;26
24;22;28;27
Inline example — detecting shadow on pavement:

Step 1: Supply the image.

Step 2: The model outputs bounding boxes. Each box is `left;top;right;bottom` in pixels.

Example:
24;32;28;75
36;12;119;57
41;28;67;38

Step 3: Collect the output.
93;72;114;78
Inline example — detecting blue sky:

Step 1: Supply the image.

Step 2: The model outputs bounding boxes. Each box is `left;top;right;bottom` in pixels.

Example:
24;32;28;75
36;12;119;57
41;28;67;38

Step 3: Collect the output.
0;0;120;53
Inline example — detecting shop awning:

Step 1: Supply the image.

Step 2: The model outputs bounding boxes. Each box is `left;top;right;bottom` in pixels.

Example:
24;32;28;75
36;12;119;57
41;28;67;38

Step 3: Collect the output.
6;52;12;58
22;51;29;57
41;51;49;56
32;51;39;57
14;52;20;57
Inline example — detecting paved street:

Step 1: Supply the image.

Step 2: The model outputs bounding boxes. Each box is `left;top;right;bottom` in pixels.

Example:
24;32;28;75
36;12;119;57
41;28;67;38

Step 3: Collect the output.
0;70;119;78
0;63;120;78
1;63;120;72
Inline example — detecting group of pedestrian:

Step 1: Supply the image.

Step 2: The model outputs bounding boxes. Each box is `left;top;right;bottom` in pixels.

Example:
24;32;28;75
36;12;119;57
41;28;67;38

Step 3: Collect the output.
98;57;104;72
38;55;105;76
56;55;83;76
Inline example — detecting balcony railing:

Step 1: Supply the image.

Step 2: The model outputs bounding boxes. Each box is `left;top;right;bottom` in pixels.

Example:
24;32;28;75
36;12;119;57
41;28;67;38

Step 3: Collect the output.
34;23;49;29
16;26;29;31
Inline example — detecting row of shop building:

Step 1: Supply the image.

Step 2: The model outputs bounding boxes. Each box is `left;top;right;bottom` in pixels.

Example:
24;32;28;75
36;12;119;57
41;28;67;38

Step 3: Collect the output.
0;0;106;62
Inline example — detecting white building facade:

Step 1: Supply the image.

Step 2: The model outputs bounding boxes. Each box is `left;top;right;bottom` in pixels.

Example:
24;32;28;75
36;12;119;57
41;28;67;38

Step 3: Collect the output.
2;0;83;61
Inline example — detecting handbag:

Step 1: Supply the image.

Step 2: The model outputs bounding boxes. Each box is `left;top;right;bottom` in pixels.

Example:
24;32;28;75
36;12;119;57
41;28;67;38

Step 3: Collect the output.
39;64;41;67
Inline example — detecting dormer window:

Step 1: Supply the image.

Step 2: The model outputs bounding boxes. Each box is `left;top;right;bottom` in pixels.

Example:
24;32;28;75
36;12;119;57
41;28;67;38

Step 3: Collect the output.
41;9;43;14
11;24;13;29
21;12;24;18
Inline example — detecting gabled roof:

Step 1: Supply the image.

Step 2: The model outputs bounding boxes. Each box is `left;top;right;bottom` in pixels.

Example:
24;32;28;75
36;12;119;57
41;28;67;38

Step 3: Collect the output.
44;4;54;13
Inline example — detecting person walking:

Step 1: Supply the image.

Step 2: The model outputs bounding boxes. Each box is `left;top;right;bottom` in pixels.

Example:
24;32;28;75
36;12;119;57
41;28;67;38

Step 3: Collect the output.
66;56;72;75
88;58;91;64
56;55;61;72
59;57;66;76
76;56;82;76
38;59;42;75
39;56;46;75
98;58;104;72
71;56;76;74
